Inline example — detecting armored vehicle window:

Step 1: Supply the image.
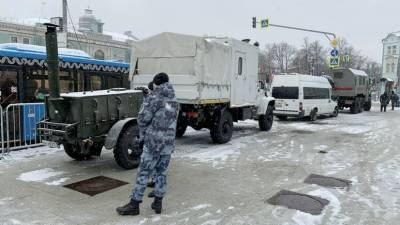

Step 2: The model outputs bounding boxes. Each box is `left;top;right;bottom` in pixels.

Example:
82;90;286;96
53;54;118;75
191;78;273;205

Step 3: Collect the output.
272;87;299;99
304;87;330;99
333;72;343;78
238;57;243;75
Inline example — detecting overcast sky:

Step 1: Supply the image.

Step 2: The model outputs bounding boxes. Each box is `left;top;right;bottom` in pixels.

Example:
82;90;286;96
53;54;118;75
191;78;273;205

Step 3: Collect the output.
0;0;397;62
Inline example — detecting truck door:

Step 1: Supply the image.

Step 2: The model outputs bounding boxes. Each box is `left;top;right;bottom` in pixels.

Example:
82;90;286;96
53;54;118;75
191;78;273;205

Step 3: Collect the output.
231;51;246;106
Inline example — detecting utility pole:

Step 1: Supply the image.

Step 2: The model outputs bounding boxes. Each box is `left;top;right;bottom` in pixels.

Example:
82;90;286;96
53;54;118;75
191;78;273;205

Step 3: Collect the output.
62;0;68;32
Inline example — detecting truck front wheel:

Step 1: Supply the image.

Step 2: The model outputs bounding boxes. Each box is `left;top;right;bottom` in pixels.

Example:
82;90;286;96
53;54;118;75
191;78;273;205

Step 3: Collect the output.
114;124;142;170
210;109;233;144
259;105;274;131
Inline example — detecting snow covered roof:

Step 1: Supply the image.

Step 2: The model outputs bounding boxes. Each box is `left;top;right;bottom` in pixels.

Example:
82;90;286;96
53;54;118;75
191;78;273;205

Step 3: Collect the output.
349;68;368;76
0;43;91;58
0;43;129;74
103;31;138;42
0;17;49;27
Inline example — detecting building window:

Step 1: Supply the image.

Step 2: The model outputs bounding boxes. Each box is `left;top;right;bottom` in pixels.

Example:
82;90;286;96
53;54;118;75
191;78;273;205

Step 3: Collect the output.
393;46;398;55
386;63;390;73
94;50;105;60
11;36;17;43
23;38;30;44
238;57;243;75
388;46;392;54
392;63;396;73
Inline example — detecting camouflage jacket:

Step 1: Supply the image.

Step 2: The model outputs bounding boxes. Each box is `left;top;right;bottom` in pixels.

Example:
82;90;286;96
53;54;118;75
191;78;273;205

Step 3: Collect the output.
138;82;179;154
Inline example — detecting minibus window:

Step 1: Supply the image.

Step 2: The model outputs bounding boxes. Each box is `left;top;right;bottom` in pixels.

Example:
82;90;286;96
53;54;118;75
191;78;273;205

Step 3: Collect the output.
272;87;299;99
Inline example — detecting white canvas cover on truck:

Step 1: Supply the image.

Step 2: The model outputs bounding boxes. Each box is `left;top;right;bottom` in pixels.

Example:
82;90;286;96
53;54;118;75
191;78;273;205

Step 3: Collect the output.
130;32;259;106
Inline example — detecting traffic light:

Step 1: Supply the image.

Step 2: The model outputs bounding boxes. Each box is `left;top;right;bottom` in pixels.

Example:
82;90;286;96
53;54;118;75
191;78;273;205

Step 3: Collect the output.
252;17;257;28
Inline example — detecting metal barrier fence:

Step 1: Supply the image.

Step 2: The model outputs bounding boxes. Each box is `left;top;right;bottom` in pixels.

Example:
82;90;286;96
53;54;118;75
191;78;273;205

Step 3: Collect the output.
0;103;46;159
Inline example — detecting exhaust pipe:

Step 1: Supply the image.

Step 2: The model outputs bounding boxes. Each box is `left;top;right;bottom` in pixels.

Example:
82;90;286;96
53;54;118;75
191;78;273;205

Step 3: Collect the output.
44;23;61;99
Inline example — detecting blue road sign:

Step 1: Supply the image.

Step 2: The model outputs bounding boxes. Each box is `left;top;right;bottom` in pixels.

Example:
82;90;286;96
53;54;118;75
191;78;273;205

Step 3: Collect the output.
330;49;339;57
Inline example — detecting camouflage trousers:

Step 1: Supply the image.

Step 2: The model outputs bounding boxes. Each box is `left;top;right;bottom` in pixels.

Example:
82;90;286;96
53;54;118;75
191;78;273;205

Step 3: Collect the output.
131;148;172;201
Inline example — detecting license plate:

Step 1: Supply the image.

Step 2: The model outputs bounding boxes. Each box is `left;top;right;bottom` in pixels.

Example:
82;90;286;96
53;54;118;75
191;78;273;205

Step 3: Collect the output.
43;140;60;148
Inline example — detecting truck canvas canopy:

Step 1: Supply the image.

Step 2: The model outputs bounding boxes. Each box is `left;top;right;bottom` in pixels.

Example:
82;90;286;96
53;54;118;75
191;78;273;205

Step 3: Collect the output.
130;32;232;86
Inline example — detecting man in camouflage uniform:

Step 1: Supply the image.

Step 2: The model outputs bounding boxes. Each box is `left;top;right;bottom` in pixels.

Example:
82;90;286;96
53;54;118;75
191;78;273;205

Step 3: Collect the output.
117;73;179;216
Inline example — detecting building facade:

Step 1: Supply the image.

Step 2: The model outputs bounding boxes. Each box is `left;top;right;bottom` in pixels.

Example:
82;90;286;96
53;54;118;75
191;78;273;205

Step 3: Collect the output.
382;32;400;92
0;9;137;63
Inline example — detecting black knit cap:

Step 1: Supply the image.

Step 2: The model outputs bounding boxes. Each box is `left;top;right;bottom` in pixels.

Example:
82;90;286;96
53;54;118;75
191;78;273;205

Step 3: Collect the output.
153;72;169;85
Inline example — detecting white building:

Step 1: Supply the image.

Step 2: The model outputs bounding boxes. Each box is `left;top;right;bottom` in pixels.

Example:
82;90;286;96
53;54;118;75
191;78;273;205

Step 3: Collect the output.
0;9;138;62
382;32;400;92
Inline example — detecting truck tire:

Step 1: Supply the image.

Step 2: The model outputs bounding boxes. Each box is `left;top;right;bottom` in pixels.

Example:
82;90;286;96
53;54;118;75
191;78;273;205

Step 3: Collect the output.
114;124;142;170
358;98;364;113
176;124;187;137
364;100;372;111
309;109;318;121
350;100;359;114
176;115;188;138
259;105;274;131
277;115;288;121
63;143;92;161
210;109;233;144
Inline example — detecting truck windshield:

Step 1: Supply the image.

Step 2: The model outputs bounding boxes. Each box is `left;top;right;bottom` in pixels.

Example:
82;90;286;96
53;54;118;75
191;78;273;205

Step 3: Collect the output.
272;87;299;99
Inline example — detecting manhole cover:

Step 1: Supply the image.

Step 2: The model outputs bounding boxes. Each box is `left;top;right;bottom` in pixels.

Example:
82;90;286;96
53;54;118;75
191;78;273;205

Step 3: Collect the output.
291;130;314;134
304;174;351;189
64;176;129;196
266;190;329;215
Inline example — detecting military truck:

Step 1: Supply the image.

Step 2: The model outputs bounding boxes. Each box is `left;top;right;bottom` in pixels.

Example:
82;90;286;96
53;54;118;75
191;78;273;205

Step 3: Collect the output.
331;68;372;113
131;33;275;143
38;24;144;170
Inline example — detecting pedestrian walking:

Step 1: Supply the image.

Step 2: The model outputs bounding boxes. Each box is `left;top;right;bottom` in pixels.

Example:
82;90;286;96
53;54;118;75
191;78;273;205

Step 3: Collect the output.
117;73;179;216
390;91;399;110
380;92;389;112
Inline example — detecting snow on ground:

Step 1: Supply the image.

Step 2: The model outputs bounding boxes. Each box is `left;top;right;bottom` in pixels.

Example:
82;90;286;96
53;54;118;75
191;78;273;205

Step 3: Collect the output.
0;145;63;164
0;106;399;224
17;168;69;186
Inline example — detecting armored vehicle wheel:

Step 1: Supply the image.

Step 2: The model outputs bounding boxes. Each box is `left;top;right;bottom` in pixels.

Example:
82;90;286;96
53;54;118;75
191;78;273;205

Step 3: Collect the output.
364;100;372;111
277;115;288;121
63;144;92;161
309;109;318;121
259;105;274;131
114;124;142;170
210;109;233;144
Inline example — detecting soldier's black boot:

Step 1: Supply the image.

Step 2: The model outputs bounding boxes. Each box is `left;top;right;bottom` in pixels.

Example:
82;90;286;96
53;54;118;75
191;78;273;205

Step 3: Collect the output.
151;197;163;214
116;199;141;216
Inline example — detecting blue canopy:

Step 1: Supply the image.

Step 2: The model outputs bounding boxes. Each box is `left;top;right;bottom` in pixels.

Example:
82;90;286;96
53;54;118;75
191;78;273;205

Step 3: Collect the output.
0;43;130;74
